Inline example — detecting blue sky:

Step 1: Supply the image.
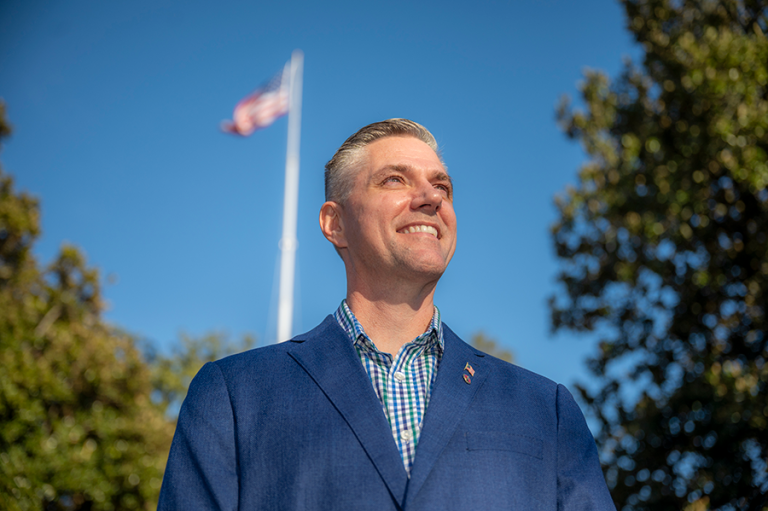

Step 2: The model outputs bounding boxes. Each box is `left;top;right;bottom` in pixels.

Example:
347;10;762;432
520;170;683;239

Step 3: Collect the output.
0;0;639;394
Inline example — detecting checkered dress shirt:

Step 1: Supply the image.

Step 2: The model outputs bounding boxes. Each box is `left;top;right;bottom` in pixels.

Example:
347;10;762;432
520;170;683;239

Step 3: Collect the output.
334;300;444;475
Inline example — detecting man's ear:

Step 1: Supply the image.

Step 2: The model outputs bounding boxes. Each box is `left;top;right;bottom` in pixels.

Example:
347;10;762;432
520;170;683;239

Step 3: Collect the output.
319;201;348;249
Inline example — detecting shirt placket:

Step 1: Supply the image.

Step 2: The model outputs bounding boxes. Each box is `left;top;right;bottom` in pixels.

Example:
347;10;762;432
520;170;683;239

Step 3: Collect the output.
393;341;429;473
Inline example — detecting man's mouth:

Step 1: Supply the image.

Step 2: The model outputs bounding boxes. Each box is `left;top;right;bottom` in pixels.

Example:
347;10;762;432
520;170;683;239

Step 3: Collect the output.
398;224;440;238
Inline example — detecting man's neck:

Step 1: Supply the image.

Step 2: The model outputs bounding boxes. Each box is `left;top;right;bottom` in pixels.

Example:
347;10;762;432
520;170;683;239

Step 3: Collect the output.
345;286;437;356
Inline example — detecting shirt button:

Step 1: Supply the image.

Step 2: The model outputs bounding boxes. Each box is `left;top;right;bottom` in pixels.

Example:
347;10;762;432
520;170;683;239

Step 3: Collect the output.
393;371;406;382
401;429;413;443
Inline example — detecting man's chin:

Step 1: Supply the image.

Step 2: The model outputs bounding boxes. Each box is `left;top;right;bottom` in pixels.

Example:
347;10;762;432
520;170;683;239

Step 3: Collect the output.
394;258;449;282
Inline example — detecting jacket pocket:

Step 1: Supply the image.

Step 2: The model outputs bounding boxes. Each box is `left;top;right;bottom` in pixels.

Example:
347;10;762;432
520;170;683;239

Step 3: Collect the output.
465;432;544;460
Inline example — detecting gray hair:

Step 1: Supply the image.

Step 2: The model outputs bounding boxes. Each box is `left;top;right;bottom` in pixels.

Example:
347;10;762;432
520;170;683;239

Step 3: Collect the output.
324;118;442;204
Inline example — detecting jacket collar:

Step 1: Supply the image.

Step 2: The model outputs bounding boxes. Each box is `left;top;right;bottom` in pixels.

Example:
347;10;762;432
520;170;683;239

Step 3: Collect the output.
287;316;409;507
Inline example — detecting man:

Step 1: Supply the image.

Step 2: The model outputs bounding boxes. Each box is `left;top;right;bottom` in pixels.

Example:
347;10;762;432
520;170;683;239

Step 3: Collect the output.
158;119;616;510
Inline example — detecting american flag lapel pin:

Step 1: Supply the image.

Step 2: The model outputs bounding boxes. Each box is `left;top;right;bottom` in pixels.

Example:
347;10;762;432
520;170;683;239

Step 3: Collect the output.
463;362;474;384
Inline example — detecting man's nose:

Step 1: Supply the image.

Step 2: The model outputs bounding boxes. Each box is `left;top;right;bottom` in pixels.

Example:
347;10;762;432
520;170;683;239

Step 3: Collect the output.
411;180;442;212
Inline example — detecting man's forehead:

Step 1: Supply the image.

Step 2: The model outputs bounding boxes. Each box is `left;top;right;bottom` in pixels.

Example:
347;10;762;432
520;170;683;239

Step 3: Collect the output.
362;135;446;173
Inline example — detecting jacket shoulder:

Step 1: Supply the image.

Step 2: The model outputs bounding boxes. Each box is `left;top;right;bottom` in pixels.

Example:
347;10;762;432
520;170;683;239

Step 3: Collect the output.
211;315;341;374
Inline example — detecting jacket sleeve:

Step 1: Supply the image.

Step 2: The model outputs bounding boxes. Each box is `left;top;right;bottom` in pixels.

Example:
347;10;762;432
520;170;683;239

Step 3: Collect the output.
158;362;238;511
556;383;616;511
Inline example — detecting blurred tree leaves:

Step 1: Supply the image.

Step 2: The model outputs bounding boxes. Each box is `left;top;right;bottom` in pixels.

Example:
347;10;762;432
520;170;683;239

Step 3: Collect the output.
0;102;172;510
0;103;253;510
470;332;514;363
551;2;767;510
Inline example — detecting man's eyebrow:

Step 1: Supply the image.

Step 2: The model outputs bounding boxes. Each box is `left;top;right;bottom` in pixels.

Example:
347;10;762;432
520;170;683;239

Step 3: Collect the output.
373;164;412;176
433;172;453;187
374;164;453;186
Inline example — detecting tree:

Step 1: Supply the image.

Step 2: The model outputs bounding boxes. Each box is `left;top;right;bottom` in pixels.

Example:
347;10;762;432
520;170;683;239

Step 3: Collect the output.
0;103;175;510
0;102;257;510
551;2;767;510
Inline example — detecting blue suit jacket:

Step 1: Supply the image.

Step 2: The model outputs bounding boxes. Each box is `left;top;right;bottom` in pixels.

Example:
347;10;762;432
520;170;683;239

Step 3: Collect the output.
158;316;615;510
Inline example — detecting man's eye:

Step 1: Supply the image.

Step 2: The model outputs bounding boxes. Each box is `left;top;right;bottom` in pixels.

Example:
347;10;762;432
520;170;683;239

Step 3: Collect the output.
384;176;403;184
435;184;451;194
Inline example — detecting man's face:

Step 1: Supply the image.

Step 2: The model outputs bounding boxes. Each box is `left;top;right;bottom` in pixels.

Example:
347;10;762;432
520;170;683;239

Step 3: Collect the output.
337;135;457;284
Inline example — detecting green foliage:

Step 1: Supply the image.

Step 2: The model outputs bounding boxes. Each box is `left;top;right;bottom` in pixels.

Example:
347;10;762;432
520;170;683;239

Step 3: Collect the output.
0;102;257;510
0;103;173;509
552;2;767;510
470;332;514;364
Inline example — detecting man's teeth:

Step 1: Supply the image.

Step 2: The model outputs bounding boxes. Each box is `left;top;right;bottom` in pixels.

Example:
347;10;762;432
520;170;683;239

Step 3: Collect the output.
402;225;439;237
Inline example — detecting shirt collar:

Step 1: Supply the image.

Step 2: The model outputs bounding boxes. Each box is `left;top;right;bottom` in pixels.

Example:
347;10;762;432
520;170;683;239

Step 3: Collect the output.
333;299;444;354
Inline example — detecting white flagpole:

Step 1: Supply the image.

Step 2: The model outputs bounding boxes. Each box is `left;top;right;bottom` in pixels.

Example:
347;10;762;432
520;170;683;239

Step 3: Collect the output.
277;50;303;342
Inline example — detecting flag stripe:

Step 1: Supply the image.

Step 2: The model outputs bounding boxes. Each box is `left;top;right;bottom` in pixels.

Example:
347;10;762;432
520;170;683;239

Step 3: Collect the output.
222;63;289;136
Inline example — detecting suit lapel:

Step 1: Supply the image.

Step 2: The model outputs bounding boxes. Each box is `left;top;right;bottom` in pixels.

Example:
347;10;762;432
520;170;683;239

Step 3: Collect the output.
287;316;408;507
404;325;492;507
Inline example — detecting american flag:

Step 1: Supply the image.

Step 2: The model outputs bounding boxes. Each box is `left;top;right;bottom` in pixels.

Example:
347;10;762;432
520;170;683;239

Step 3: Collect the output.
222;63;290;136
